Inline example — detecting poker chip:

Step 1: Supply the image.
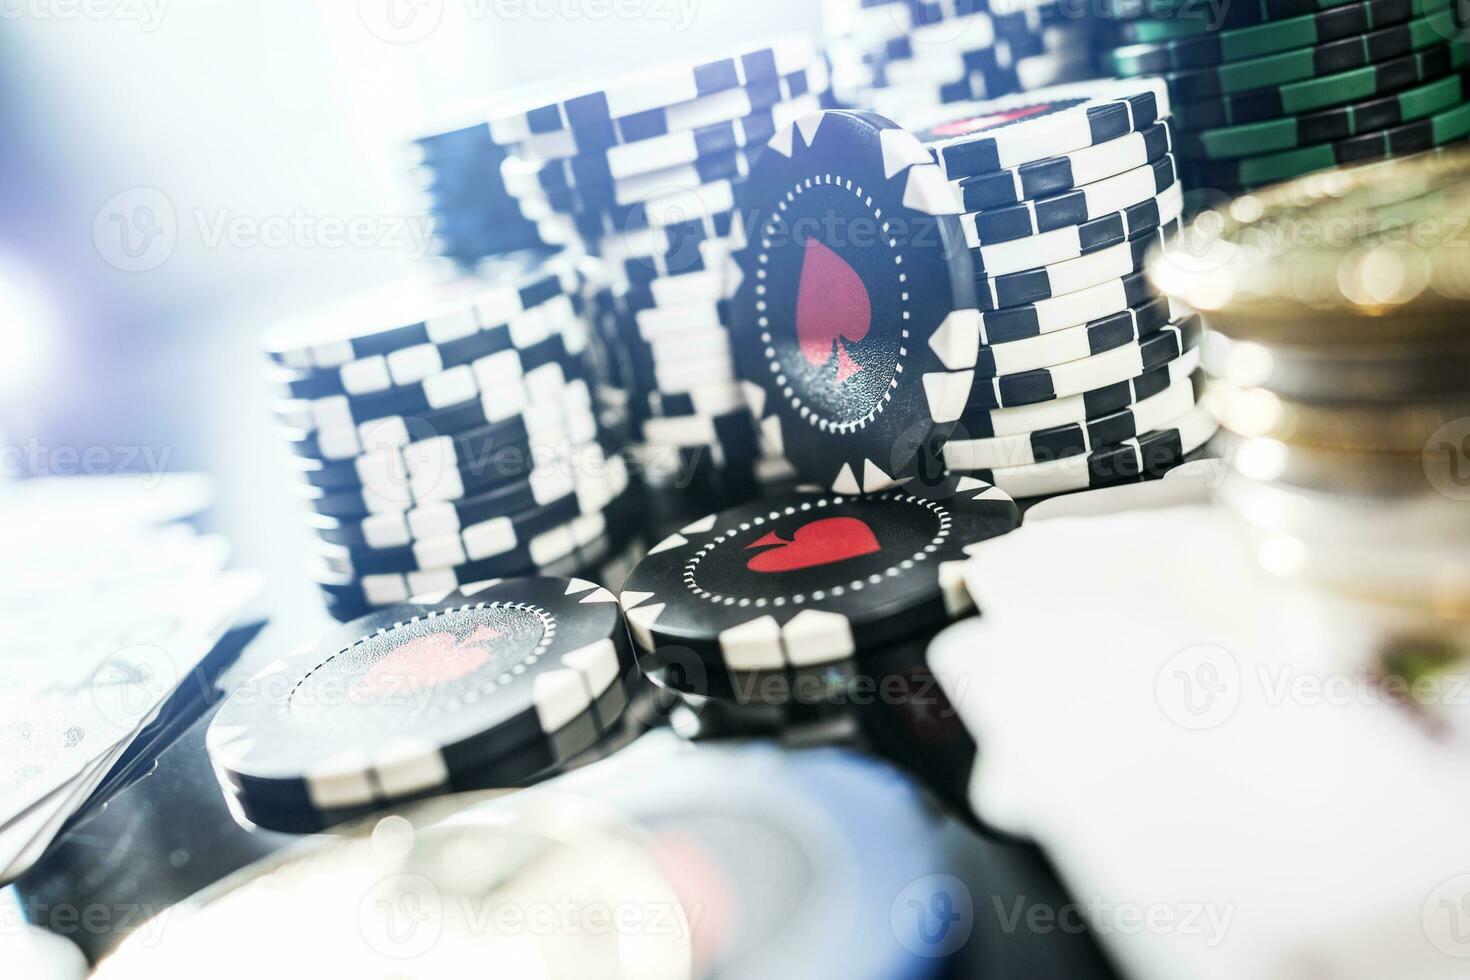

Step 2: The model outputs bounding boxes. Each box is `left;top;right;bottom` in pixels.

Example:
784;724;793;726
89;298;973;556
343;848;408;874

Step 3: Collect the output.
206;577;636;831
1183;98;1470;188
267;295;583;401
952;119;1174;210
1171;41;1466;131
316;486;641;611
976;294;1182;379
277;331;585;434
965;314;1201;410
960;154;1178;247
952;402;1220;497
975;217;1182;311
912;78;1171;178
618;479;1019;692
1176;69;1469;158
729;109;979;494
971;181;1184;278
263;254;577;370
486;35;819;144
946;368;1203;469
1095;0;1470;192
1107;0;1454;74
1156;7;1459;105
961;346;1202;439
976;269;1161;344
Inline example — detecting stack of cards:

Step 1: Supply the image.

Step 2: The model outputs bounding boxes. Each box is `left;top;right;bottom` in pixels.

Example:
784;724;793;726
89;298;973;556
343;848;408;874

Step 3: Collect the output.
0;475;261;883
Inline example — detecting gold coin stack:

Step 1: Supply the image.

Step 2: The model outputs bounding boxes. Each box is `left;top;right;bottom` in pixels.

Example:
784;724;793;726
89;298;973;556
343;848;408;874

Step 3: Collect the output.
1150;149;1470;723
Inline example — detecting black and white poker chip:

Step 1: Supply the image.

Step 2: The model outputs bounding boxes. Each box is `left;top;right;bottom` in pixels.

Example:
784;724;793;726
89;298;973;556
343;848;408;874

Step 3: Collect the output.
206;577;636;830
945;368;1204;469
730;109;981;494
262;255;577;370
914;78;1172;178
953;119;1174;210
618;479;1020;683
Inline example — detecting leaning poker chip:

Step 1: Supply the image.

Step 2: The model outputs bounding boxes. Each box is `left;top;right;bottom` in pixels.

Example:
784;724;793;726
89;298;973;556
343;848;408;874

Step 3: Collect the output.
976;268;1160;344
962;345;1202;439
1177;70;1468;158
729;110;980;494
971;181;1184;278
952;120;1173;210
618;480;1020;676
1182;99;1470;187
1107;0;1454;73
976;293;1180;379
1172;41;1467;130
1156;7;1463;104
954;402;1220;497
945;368;1202;469
263;256;576;370
974;217;1181;311
914;78;1171;179
960;154;1177;247
966;314;1200;410
206;577;636;822
487;34;818;143
516;61;831;159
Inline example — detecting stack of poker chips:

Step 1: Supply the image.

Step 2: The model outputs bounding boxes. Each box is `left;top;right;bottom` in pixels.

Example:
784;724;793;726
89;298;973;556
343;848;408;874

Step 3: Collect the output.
619;479;1020;787
264;251;637;621
206;576;643;833
824;0;1093;118
485;36;831;510
915;80;1216;497
1151;152;1470;714
1096;0;1470;193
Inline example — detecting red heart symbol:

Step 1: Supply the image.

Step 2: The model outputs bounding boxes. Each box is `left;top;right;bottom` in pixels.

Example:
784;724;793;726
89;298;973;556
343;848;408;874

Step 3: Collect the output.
796;237;871;384
744;516;881;573
351;624;504;702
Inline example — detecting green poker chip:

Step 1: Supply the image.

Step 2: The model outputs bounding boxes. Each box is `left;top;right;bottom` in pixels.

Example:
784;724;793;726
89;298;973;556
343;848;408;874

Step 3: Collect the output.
1173;39;1467;129
1107;0;1454;73
1177;70;1469;158
1158;7;1462;103
1103;0;1385;41
1182;98;1470;186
